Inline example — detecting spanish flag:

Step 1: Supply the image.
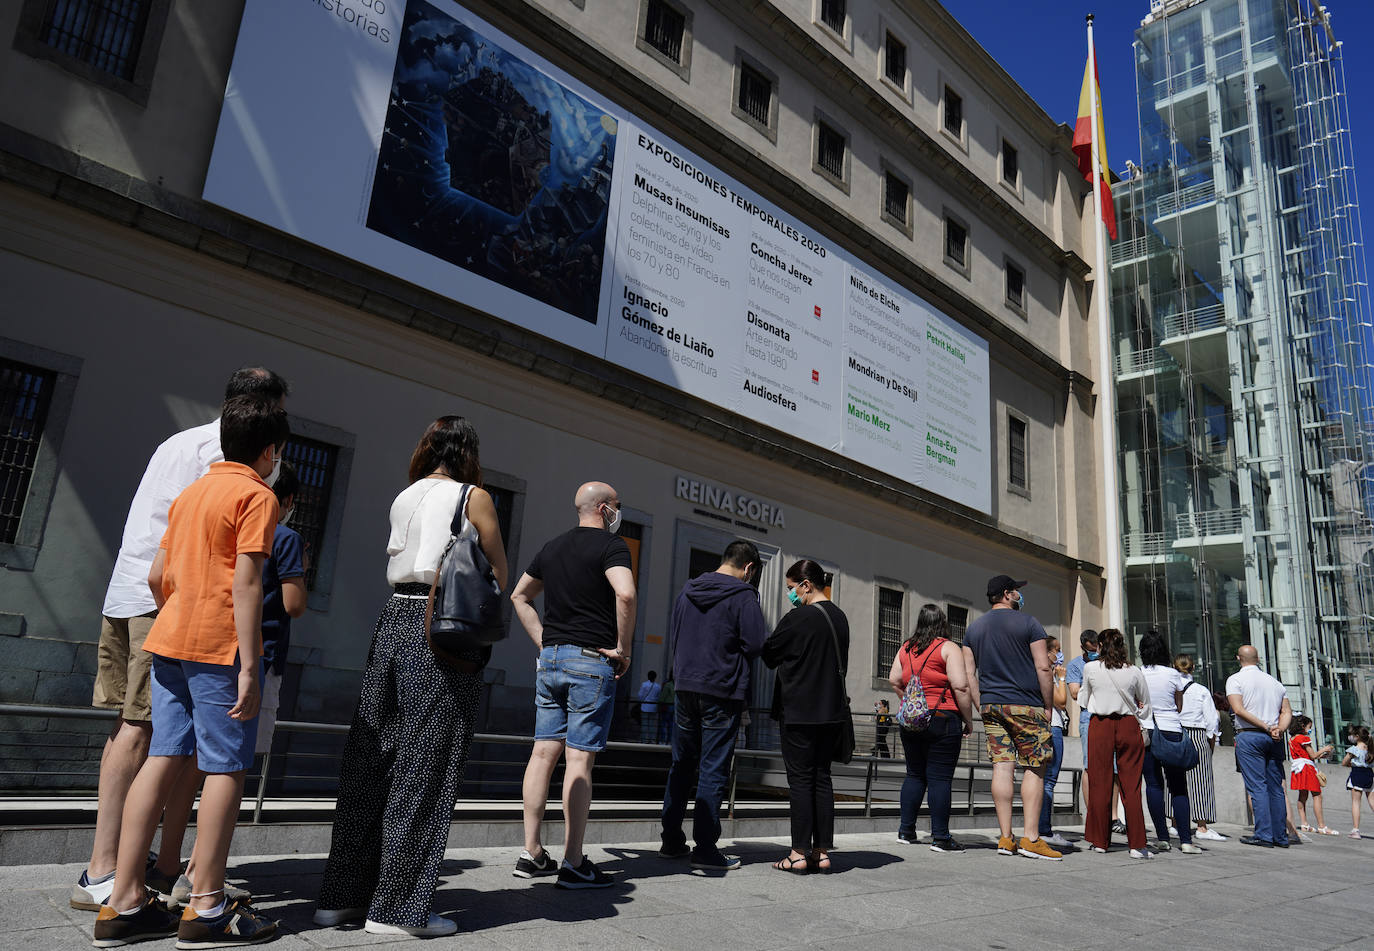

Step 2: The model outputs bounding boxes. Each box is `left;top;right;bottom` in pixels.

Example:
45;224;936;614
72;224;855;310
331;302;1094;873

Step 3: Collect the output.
1073;45;1117;241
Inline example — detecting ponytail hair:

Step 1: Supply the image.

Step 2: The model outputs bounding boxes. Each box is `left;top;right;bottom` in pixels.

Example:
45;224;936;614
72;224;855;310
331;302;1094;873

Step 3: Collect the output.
785;559;830;590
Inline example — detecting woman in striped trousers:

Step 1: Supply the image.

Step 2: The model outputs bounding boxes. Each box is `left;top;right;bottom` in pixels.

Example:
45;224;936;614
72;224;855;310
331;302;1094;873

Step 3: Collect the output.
1173;654;1225;841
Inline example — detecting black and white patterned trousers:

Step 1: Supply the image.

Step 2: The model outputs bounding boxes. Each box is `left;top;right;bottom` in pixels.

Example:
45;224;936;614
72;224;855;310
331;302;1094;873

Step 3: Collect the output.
317;588;483;927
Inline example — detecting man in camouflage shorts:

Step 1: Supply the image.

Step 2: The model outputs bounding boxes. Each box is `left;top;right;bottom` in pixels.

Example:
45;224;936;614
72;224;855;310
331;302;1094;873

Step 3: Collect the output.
962;574;1061;860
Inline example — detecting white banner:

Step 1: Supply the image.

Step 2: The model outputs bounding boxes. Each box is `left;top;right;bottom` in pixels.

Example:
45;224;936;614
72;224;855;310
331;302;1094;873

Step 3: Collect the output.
204;0;991;512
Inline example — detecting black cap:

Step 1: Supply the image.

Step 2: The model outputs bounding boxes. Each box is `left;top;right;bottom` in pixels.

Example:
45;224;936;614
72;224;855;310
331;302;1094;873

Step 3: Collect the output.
986;574;1027;599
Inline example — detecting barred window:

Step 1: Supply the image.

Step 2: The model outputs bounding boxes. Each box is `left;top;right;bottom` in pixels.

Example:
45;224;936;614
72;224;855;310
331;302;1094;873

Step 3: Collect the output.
943;85;963;138
947;604;969;643
37;0;150;81
643;0;686;64
884;171;909;226
1002;139;1020;186
1009;414;1028;490
816;121;846;181
0;360;56;545
885;33;907;87
819;0;846;35
738;63;772;126
944;215;968;268
281;435;339;590
875;586;905;677
1006;260;1026;310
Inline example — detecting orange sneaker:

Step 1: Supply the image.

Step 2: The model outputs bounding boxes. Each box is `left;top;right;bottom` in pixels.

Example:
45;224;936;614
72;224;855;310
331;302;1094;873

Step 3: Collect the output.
997;835;1017;855
1017;836;1064;861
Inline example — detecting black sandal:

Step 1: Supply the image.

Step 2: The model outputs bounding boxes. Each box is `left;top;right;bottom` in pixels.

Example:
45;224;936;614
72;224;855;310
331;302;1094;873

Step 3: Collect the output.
772;854;810;874
813;853;832;874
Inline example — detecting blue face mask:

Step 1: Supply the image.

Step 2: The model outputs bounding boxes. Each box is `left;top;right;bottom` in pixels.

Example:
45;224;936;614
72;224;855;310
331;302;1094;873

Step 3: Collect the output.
1086;651;1099;661
1013;592;1024;611
1055;650;1065;666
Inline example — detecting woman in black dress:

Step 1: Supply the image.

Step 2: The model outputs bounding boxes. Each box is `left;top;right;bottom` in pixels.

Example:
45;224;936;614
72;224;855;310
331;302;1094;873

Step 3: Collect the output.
763;559;850;873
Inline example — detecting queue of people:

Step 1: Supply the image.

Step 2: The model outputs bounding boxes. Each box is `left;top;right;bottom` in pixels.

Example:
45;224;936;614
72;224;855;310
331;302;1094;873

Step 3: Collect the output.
72;367;1374;947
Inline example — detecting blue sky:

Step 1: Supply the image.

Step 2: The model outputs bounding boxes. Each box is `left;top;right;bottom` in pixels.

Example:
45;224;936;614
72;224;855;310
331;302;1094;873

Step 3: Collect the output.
947;1;1374;245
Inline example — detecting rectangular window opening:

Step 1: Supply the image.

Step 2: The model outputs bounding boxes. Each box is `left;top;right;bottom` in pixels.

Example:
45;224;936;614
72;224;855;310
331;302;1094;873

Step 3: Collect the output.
884;172;909;225
876;586;905;677
281;435;340;590
946;605;969;644
0;359;57;545
817;121;846;180
39;0;150;81
1006;260;1026;310
1008;415;1028;490
820;0;846;34
644;0;686;64
885;33;906;86
1002;140;1019;186
738;63;772;126
943;85;963;138
945;216;968;268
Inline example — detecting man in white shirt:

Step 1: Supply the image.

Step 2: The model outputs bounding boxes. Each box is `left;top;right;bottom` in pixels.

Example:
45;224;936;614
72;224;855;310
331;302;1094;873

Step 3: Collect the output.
1225;644;1293;848
72;368;289;912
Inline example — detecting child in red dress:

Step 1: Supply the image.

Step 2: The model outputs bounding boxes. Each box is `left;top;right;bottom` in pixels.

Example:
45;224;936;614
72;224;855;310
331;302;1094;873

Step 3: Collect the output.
1288;716;1337;834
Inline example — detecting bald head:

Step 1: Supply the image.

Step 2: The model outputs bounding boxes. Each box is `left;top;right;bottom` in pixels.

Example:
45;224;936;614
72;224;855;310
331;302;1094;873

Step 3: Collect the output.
1237;644;1260;666
575;481;619;527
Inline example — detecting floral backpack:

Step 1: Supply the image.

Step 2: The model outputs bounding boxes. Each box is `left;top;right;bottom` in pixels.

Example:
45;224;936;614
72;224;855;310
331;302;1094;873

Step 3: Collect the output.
896;639;948;732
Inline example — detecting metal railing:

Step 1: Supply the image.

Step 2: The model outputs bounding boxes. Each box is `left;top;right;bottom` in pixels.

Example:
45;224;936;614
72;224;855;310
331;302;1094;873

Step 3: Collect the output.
0;703;1081;825
1175;506;1246;538
1161;302;1226;338
1156;179;1216;217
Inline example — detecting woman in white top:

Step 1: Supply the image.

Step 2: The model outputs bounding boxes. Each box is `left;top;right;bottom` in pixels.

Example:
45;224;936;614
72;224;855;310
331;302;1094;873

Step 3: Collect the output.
1078;629;1152;857
316;417;508;938
1174;654;1224;840
1137;631;1201;854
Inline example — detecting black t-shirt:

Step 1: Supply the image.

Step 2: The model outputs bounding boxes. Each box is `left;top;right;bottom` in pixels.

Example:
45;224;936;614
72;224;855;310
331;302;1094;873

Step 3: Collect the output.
761;601;850;725
525;527;633;649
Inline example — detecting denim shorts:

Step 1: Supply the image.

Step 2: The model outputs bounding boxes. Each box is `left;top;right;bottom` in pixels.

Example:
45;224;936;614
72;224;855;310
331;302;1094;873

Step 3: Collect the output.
149;655;260;774
534;645;617;752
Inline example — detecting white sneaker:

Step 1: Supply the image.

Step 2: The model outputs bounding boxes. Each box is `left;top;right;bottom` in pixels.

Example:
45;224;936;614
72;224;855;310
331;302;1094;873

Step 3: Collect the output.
1167;825;1178;836
1129;848;1153;859
1195;828;1227;841
364;914;457;937
70;869;115;911
314;906;367;926
1179;843;1204;854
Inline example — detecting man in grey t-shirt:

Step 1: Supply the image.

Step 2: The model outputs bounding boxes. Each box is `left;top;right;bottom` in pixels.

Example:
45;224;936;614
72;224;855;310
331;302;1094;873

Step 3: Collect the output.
962;574;1059;860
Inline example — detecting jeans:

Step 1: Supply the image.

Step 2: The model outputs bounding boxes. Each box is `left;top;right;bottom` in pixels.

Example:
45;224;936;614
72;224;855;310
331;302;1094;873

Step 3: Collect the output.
780;723;840;852
1143;741;1192;843
533;646;616;752
1235;730;1289;844
1039;725;1064;836
897;714;962;839
661;692;743;853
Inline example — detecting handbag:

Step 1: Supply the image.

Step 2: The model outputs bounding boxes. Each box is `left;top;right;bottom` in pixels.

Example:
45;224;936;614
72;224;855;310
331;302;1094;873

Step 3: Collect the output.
1150;714;1200;770
815;604;855;764
424;483;506;665
896;640;949;732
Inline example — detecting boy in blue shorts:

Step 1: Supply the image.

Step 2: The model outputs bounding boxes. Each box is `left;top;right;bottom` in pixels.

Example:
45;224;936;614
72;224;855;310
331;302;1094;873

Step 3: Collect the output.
95;396;288;948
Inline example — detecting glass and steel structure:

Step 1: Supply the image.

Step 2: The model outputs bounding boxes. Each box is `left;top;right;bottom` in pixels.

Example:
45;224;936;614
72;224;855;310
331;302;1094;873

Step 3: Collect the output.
1111;0;1374;739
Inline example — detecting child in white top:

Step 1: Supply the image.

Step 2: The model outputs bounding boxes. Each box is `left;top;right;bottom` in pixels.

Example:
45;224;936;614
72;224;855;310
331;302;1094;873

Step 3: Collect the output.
1342;725;1373;838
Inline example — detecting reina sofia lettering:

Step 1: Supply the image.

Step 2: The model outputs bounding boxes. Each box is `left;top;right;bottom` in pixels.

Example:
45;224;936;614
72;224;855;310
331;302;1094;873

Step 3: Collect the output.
674;476;787;528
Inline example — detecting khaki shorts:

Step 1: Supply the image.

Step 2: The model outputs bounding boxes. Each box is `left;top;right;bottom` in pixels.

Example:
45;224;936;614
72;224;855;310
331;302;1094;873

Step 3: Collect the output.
981;703;1053;767
93;614;158;722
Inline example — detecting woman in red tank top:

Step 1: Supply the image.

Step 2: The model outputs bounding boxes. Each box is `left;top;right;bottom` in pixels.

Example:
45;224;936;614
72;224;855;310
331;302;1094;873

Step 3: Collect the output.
887;604;975;852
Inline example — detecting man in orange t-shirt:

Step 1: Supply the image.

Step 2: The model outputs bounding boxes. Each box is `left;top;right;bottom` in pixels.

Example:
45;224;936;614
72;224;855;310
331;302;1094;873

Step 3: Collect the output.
95;396;289;948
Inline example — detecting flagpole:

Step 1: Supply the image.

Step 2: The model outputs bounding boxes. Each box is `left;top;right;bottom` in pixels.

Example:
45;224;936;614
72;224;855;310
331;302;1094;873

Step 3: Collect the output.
1086;13;1124;631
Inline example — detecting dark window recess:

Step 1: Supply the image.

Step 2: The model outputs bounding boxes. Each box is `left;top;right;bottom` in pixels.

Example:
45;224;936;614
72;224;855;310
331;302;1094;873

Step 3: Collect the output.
819;0;846;33
945;217;968;267
885;33;906;86
738;63;772;126
38;0;150;81
0;360;56;545
643;0;686;64
486;485;517;554
816;122;846;179
1009;416;1028;489
884;172;909;225
944;85;963;137
1002;140;1019;185
1006;261;1026;309
281;436;339;590
946;605;969;643
876;586;905;677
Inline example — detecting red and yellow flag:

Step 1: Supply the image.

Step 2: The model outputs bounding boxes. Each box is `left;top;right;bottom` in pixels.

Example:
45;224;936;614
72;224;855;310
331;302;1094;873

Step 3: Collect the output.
1072;47;1117;241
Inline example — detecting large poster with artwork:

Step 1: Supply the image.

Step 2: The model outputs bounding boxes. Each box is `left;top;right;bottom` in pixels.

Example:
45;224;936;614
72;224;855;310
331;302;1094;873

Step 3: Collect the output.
204;0;991;512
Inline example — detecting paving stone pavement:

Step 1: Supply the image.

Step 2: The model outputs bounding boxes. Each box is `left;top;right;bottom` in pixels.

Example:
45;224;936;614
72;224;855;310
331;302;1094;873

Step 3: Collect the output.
11;823;1374;950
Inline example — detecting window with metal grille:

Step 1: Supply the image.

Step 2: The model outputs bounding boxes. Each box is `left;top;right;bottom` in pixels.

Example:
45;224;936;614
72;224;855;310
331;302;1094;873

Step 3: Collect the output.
816;121;846;181
943;85;963;138
1002;139;1019;186
819;0;845;34
281;436;338;590
1009;414;1028;490
875;586;905;677
944;216;967;268
643;0;686;64
0;360;56;545
37;0;150;81
885;33;906;86
1006;260;1025;310
884;172;909;226
946;604;969;643
738;63;772;127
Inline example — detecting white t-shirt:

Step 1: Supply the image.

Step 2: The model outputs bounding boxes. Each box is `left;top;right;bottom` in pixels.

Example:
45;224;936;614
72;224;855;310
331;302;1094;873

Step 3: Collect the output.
1224;664;1288;731
1178;677;1221;738
102;419;222;618
385;479;467;586
1140;665;1188;733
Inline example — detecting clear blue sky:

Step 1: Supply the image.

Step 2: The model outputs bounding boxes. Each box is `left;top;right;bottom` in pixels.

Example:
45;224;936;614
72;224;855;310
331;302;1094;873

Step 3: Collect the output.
947;1;1374;245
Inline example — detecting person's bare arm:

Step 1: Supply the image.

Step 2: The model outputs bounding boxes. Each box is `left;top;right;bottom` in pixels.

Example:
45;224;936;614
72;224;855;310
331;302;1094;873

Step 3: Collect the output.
148;549;168;610
229;552;266;721
961;645;981;709
1029;637;1053;717
600;565;636;679
281;577;308;618
466;487;509;591
510;573;544;647
944;642;975;735
887;653;906;698
1274;697;1293;740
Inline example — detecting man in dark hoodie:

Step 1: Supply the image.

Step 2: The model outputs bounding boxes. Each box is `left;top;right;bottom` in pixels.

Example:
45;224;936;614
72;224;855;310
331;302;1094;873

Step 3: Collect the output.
659;540;769;871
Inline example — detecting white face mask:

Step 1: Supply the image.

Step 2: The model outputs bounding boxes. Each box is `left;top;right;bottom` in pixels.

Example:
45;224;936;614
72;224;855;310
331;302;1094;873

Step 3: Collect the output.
265;451;282;488
603;503;622;534
279;505;294;527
